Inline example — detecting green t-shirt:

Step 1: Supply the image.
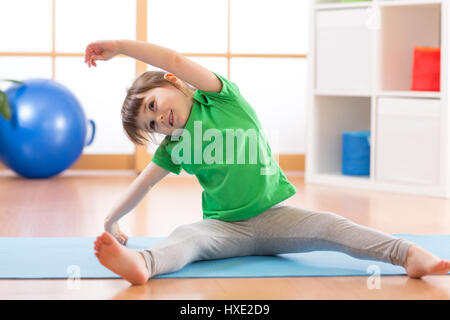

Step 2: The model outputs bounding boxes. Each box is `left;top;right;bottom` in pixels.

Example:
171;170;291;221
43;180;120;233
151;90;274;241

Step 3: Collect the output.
151;73;297;221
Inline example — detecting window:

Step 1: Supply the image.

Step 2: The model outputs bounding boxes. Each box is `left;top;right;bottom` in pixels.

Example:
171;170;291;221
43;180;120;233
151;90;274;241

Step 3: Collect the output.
0;0;309;158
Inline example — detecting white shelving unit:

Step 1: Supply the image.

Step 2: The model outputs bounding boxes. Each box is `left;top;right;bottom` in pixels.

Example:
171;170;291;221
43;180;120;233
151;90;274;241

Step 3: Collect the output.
306;0;450;198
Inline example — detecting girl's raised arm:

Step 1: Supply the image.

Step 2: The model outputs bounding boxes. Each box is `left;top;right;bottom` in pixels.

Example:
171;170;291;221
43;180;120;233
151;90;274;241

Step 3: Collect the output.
85;40;222;93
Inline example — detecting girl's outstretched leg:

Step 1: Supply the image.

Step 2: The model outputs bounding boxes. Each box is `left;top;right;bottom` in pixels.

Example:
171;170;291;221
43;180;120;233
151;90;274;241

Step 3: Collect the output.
140;218;254;279
250;205;450;278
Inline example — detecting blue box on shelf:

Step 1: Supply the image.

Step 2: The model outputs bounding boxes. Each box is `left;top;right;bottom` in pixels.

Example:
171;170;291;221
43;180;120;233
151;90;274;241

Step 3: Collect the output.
342;131;371;176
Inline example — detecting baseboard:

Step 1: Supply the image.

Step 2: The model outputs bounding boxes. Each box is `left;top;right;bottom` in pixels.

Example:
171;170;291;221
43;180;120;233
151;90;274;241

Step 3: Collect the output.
0;153;305;172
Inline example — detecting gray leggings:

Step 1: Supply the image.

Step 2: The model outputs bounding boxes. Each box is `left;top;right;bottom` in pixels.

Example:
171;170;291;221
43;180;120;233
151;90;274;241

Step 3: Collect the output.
140;204;414;278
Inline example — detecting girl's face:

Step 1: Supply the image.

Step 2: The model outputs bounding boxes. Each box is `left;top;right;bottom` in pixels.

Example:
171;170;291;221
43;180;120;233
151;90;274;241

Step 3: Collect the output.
137;75;194;136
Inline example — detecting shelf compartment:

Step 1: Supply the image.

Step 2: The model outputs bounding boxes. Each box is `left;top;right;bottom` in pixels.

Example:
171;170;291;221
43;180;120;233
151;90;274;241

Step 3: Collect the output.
315;8;373;92
313;96;371;176
379;3;441;91
375;97;441;185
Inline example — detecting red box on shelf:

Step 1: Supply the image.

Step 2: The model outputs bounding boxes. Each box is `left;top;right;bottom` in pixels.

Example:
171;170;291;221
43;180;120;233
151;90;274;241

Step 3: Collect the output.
411;46;441;92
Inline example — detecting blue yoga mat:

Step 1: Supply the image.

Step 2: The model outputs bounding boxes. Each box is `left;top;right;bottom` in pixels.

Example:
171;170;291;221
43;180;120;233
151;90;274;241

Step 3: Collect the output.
0;234;448;279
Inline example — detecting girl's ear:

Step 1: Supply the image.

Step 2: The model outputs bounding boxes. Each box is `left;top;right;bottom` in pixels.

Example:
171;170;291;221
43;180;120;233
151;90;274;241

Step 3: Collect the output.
164;73;178;83
164;72;194;97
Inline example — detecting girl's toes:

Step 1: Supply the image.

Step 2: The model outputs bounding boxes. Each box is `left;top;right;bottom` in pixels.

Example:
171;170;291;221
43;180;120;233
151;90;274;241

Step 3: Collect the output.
438;260;450;273
94;238;102;249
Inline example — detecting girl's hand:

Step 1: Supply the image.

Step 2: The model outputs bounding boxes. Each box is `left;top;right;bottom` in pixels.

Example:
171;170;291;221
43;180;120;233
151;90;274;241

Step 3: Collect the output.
104;220;128;246
84;40;121;67
113;231;129;246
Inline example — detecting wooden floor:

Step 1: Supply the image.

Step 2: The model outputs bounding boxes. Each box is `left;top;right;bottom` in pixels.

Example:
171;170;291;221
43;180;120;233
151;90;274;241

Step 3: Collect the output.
0;169;449;300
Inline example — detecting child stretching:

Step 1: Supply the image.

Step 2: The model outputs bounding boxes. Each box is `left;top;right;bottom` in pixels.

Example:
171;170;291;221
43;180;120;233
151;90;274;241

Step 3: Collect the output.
85;40;450;285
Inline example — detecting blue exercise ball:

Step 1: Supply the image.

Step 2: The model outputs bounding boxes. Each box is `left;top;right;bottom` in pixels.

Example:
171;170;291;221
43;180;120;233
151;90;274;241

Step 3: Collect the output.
0;79;95;179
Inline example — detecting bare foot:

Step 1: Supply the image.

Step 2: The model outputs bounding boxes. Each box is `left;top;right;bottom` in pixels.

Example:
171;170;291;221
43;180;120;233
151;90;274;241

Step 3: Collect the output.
403;244;450;278
94;232;149;285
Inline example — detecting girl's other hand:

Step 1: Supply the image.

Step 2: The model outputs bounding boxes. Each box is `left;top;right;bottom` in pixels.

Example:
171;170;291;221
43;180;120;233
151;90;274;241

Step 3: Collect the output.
113;231;129;246
104;220;128;246
84;40;121;67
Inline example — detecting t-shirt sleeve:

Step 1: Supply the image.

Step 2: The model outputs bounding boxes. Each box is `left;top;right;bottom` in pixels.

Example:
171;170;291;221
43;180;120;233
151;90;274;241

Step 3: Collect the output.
151;137;182;175
193;72;241;104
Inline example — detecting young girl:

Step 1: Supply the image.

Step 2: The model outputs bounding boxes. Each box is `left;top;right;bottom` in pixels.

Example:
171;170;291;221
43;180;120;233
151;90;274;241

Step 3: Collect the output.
85;40;450;285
